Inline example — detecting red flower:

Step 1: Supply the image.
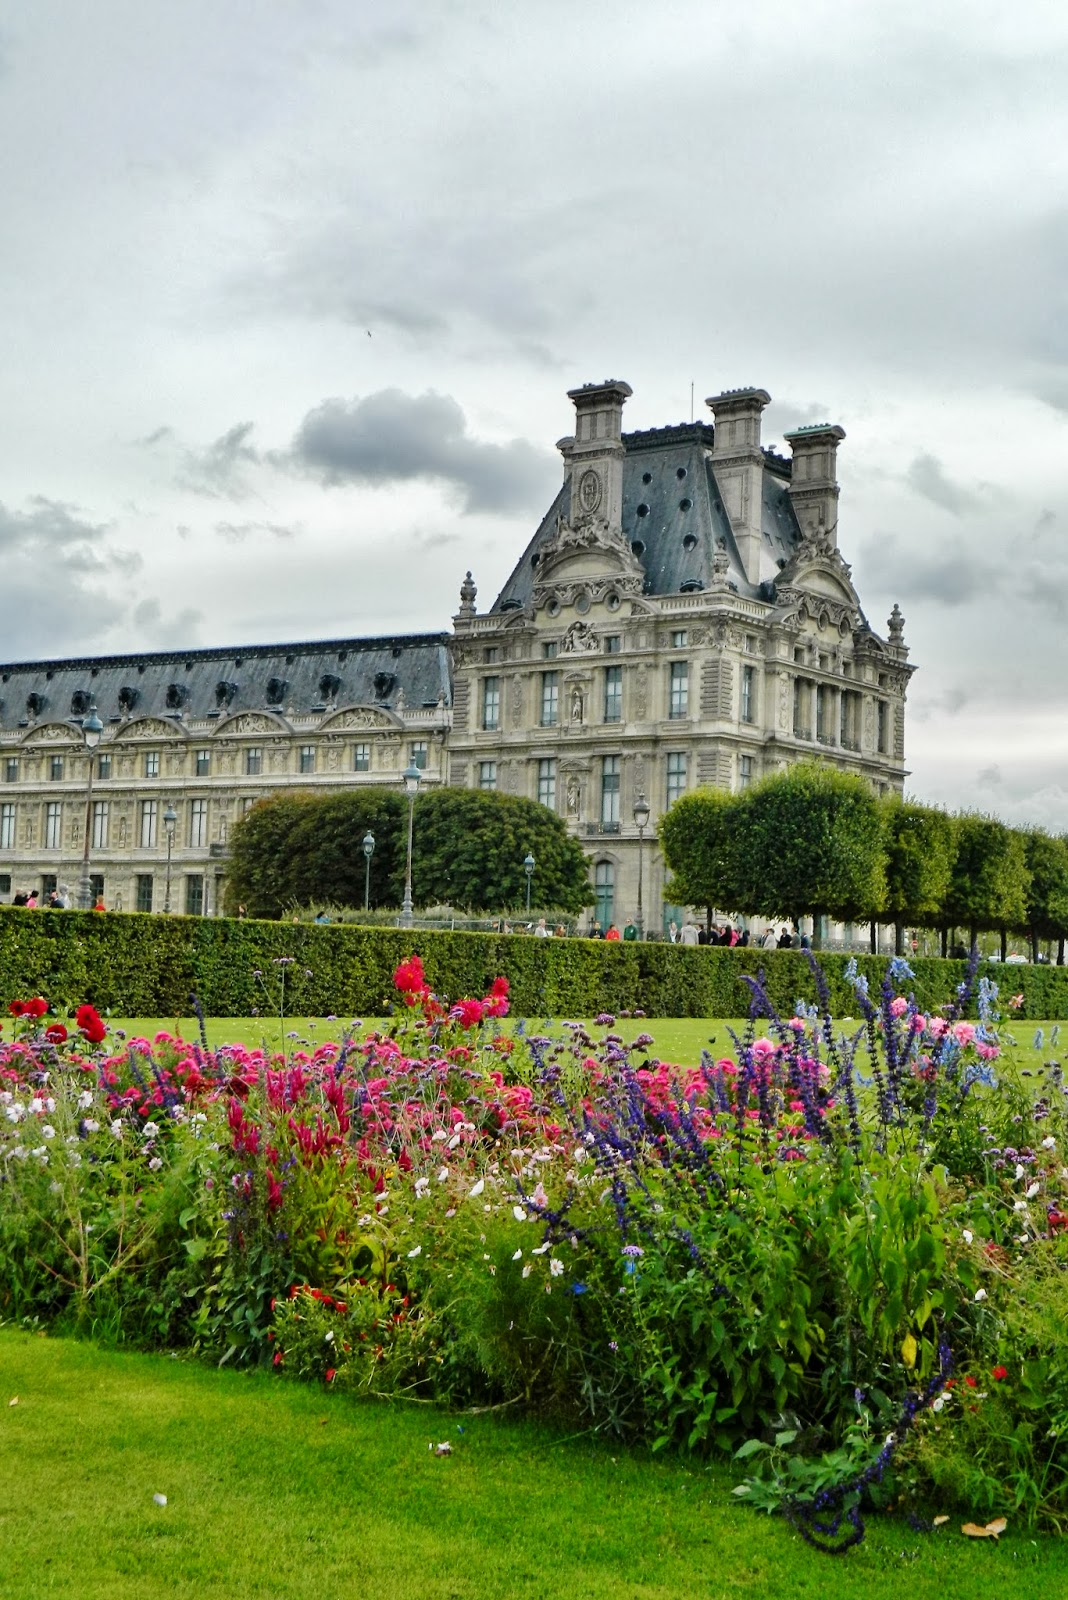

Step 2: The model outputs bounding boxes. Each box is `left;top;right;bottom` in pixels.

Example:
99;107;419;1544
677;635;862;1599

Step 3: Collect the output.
25;997;49;1018
324;1368;337;1383
7;1001;26;1018
74;1003;107;1044
991;1365;1008;1381
272;1350;283;1366
964;1375;978;1388
452;998;484;1030
44;1024;68;1044
393;955;426;994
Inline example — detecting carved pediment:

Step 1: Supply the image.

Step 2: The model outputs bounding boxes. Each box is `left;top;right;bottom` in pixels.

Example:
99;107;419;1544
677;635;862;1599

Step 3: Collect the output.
19;721;83;747
216;711;289;737
536;513;645;585
319;704;400;732
114;716;187;741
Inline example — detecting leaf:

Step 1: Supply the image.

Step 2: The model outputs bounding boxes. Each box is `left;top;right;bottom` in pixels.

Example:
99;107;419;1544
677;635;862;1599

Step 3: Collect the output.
734;1438;769;1460
900;1332;918;1368
8;1396;18;1407
932;1515;949;1527
961;1517;1007;1539
774;1429;799;1448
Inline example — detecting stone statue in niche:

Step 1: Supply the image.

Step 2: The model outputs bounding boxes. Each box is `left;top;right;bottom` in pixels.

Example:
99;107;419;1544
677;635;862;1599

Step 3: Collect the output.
326;745;340;772
566;774;580;815
570;685;584;723
117;817;127;848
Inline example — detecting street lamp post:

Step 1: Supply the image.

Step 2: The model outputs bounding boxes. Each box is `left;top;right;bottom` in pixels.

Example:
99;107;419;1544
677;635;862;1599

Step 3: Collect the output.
524;852;535;914
400;764;421;929
633;793;650;939
77;704;104;910
163;804;178;914
362;829;375;911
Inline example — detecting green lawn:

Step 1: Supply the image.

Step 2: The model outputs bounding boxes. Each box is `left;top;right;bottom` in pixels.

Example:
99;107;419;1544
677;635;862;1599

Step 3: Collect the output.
0;1331;1063;1600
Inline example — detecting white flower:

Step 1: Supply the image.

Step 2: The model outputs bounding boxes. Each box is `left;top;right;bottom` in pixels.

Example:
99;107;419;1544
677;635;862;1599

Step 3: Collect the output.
522;1263;532;1278
357;1214;374;1227
512;1249;522;1261
324;1330;335;1342
447;1133;461;1151
41;1125;55;1140
974;1288;988;1302
962;1229;973;1244
1026;1181;1040;1199
45;1097;55;1113
437;1166;449;1184
932;1393;946;1413
77;1090;93;1111
407;1245;422;1258
110;1121;124;1138
512;1205;526;1222
1043;1136;1057;1150
468;1178;485;1198
1015;1163;1026;1180
414;1177;430;1199
143;1122;159;1141
432;1129;448;1143
148;1157;163;1172
30;1099;44;1115
83;1119;99;1134
1014;1200;1029;1213
549;1257;565;1277
5;1105;23;1124
531;1243;550;1256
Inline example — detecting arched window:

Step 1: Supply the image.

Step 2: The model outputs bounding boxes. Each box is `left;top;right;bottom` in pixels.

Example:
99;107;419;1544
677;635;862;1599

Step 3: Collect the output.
594;860;614;929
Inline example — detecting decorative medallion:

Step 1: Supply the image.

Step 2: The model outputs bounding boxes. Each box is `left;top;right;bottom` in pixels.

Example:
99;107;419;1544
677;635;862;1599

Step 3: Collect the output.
578;469;602;514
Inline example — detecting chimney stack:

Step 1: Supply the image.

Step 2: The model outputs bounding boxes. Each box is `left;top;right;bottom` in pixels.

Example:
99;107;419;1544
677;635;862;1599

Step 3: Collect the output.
783;424;846;547
705;387;771;585
562;380;632;533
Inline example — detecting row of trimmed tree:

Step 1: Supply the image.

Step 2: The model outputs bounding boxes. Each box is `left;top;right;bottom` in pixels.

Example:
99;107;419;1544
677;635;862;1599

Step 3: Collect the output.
658;761;1068;959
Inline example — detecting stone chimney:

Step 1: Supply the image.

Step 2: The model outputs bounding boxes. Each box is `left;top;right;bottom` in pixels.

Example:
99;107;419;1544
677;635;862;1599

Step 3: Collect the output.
705;387;771;585
783;423;846;547
561;380;632;533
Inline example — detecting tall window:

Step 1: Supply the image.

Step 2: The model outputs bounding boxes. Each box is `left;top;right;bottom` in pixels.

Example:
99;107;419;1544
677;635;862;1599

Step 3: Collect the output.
793;680;811;739
478;761;497;791
409;741;428;771
604;665;622;723
600;756;620;828
92;801;109;850
245;748;262;776
740;665;755;724
144;751;160;778
140;799;158;849
4;759;17;783
0;803;14;849
877;700;889;754
666;752;687;805
840;691;860;751
135;875;154;913
542;641;558;659
670;629;688;648
45;802;62;850
594;861;615;928
50;756;64;781
540;671;559;727
97;754;112;780
537;758;556;811
816;685;829;742
195;749;211;776
299;745;316;774
481;676;500;731
189;798;208;848
185;875;204;916
739;755;753;789
669;662;689;719
605;635;621;654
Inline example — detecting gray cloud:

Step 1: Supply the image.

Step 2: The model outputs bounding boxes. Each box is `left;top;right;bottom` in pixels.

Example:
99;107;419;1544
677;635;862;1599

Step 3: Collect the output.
287;389;558;514
0;497;127;659
905;453;982;515
131;597;203;647
177;423;261;499
214;519;297;543
858;531;998;605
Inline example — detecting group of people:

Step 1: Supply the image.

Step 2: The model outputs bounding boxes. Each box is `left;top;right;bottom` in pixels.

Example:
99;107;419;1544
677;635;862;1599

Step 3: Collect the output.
668;920;751;947
6;886;106;911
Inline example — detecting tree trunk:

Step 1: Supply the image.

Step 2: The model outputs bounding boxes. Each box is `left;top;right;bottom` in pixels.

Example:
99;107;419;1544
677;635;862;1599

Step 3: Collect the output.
970;926;979;956
1059;937;1065;967
894;921;904;956
999;928;1007;963
869;920;877;954
940;927;948;959
1031;929;1040;965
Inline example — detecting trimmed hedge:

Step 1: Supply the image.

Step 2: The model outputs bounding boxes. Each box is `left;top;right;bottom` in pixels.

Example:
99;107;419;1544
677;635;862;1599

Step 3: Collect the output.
2;906;1067;1020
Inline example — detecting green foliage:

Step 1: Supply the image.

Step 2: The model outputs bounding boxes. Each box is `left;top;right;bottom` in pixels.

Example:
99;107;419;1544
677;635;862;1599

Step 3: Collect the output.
881;800;957;928
225;786;593;917
1022;830;1068;946
942;813;1031;939
658;788;747;914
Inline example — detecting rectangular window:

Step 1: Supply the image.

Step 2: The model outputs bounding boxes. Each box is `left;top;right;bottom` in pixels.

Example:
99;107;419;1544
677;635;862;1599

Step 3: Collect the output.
816;685;828;742
877;700;889;754
188;799;208;849
666;753;687;805
540;671;559;727
97;754;112;780
4;759;17;783
537;758;556;811
600;756;620;828
793;679;811;739
671;629;688;648
140;799;158;849
144;751;160;778
605;635;621;654
92;801;109;850
89;873;104;904
195;749;211;777
740;664;755;724
0;874;10;895
135;875;154;913
245;747;262;776
478;761;497;791
483;646;499;663
603;665;623;723
45;801;62;850
353;742;370;772
744;633;757;654
840;691;860;751
409;741;428;771
0;803;14;849
41;874;57;899
185;875;204;917
669;662;689;719
481;676;500;731
594;861;615;929
739;755;753;790
299;745;316;774
50;756;64;781
542;641;558;659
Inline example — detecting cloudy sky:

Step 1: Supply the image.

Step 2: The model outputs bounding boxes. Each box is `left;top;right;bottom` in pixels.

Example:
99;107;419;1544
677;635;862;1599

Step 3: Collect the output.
1;1;1066;823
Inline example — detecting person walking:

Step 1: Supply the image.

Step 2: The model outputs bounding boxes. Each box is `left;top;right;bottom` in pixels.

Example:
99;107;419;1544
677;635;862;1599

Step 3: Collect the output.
679;921;700;947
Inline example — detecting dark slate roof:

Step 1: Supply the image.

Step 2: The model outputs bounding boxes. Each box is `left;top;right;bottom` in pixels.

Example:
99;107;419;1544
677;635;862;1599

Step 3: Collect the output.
0;633;452;734
491;423;802;612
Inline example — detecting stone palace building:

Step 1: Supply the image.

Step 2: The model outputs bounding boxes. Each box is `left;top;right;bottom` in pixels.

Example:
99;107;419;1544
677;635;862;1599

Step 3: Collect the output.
0;380;913;929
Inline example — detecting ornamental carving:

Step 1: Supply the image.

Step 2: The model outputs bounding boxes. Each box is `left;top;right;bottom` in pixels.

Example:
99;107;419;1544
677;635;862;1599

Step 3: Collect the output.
510;674;523;729
578;469;602;514
635;665;648;720
532;573;642;613
319;707;396;732
20;723;86;747
562;620;600;654
116;717;185;740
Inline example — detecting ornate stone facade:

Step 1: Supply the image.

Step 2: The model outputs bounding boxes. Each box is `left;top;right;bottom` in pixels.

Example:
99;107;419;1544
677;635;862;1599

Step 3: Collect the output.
0;379;912;926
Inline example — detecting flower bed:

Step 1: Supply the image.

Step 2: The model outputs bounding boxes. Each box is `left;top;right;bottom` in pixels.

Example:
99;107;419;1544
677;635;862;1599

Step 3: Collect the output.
3;955;1068;1544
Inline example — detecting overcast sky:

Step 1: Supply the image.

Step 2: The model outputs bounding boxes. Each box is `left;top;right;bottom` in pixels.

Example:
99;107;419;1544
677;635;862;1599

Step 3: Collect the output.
1;1;1066;825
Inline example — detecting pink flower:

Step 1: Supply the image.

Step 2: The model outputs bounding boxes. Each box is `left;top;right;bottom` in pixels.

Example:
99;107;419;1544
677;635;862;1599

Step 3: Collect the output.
890;997;908;1017
952;1021;977;1046
751;1037;776;1060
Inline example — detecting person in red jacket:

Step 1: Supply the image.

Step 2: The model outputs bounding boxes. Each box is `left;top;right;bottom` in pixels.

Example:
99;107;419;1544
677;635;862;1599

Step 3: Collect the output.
605;924;621;941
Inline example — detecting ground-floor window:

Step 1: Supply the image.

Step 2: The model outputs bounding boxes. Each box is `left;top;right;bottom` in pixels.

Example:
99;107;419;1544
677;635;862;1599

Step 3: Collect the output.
136;874;154;913
185;875;204;916
594;860;614;928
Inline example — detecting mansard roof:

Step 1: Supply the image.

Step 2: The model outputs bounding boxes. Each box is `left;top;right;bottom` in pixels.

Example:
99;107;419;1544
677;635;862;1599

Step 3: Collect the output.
0;633;452;735
490;422;804;613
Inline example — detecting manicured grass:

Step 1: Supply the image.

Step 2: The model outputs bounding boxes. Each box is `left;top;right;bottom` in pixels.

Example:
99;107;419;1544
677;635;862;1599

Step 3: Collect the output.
0;1331;1064;1600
